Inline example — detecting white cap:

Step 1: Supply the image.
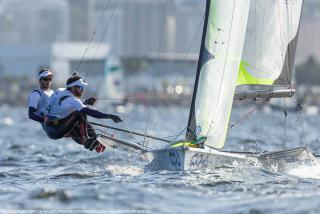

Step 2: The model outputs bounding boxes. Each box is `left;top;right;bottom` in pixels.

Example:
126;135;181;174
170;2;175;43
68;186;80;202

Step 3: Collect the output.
67;78;88;88
38;70;53;80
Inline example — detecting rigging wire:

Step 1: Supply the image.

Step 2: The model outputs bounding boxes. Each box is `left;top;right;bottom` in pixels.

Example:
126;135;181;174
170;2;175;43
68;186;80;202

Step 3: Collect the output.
91;118;188;148
228;107;257;130
156;0;168;57
69;0;113;169
71;0;118;147
254;101;259;155
68;0;193;152
294;103;303;123
82;0;123;149
140;0;205;146
227;125;266;144
85;0;119;80
253;1;259;155
282;99;288;149
254;1;268;154
172;13;205;88
294;103;308;145
90;123;149;154
144;0;168;149
75;0;112;75
85;97;192;102
252;1;268;154
169;127;187;143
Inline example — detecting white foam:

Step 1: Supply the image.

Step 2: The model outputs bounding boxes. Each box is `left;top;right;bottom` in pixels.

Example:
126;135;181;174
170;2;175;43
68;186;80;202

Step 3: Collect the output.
105;165;143;176
287;164;320;179
0;117;14;126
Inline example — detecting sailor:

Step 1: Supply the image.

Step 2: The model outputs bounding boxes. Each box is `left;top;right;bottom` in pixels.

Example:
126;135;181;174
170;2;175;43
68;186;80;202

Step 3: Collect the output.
44;75;122;153
28;68;55;127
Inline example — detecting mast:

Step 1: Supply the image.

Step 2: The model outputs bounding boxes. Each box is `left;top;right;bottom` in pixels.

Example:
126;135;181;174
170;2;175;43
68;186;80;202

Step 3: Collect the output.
186;0;211;141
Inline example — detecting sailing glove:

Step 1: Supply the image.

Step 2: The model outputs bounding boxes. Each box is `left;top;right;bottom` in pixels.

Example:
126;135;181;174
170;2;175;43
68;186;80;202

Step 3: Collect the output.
84;97;97;106
107;114;122;123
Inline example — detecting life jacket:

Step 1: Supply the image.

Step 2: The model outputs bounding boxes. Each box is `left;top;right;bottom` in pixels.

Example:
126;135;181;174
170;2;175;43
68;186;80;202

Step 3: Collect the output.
31;89;54;117
44;89;72;120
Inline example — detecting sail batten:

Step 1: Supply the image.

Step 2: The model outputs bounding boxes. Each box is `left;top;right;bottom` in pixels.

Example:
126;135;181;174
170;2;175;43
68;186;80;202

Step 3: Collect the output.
186;0;251;149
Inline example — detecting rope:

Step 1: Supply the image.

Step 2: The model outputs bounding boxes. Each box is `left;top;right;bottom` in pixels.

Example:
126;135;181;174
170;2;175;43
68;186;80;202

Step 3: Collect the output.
294;103;308;145
282;103;288;149
294;103;303;123
89;121;149;155
229;107;257;130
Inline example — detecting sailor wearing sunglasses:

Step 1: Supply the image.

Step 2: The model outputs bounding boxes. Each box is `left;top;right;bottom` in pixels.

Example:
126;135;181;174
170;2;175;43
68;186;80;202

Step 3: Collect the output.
44;75;122;153
28;68;54;127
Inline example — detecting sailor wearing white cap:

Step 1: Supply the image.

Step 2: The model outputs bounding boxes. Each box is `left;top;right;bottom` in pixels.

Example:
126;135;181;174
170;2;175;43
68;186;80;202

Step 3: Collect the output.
44;75;122;153
28;68;54;126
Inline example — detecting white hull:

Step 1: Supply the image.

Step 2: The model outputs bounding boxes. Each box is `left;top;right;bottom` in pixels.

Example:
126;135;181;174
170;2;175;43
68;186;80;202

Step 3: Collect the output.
145;146;318;171
97;134;319;172
145;146;256;171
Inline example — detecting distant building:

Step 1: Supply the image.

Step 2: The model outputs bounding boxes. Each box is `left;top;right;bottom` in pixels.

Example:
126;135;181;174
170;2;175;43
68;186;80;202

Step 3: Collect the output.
93;0;205;56
0;42;110;86
67;0;95;41
0;0;70;77
120;0;169;56
0;0;319;79
0;0;69;44
0;44;51;78
173;1;204;53
51;42;110;86
93;0;124;55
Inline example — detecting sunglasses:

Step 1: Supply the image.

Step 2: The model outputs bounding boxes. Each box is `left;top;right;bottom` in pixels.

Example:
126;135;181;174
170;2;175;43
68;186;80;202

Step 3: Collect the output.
76;86;84;91
41;77;53;82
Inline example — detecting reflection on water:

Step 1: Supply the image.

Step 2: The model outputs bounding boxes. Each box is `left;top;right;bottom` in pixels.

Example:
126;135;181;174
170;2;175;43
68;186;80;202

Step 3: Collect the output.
0;105;320;212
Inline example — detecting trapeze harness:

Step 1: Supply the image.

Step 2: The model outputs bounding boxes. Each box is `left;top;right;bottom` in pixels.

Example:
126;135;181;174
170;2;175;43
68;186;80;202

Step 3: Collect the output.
44;94;90;144
44;90;104;152
30;89;53;118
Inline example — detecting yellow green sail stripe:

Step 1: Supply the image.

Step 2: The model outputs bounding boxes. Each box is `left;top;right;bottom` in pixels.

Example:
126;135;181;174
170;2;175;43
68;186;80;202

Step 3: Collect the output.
237;60;274;85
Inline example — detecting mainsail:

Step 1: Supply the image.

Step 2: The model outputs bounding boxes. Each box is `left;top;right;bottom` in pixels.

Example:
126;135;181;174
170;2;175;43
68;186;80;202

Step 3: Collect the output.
186;0;251;149
237;0;304;87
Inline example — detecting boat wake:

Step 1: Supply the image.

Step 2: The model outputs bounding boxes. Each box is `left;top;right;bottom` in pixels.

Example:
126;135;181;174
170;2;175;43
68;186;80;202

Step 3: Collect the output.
286;164;320;179
104;165;143;176
257;148;320;179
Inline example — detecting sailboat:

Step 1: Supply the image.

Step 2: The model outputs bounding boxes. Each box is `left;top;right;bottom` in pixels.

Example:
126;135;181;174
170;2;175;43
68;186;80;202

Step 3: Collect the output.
98;55;127;109
94;0;319;171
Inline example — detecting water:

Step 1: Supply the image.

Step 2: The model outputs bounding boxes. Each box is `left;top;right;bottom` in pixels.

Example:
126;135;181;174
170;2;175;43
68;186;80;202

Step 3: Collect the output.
1;105;320;213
